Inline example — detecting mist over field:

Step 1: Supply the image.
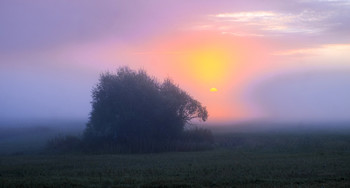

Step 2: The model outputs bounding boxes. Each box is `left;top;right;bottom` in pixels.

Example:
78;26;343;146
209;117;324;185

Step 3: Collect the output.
1;118;349;155
1;0;350;187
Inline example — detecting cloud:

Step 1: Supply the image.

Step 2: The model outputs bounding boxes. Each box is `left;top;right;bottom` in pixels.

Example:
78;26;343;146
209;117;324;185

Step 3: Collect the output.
301;0;350;6
214;11;276;21
210;10;331;34
184;0;350;42
273;44;350;56
271;44;350;70
221;32;264;37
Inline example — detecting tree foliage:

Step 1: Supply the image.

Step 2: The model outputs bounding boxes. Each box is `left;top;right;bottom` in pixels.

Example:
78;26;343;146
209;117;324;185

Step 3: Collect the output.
83;67;208;151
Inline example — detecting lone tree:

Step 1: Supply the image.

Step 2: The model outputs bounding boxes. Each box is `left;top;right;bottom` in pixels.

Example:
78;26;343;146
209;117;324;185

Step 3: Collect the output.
84;67;208;152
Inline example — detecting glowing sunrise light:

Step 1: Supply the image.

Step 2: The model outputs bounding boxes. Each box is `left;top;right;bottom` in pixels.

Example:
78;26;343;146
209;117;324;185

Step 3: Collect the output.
210;88;218;92
187;46;233;84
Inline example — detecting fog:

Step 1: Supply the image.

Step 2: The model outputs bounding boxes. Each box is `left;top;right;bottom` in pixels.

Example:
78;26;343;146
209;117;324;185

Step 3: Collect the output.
0;66;94;120
1;0;350;154
249;69;350;122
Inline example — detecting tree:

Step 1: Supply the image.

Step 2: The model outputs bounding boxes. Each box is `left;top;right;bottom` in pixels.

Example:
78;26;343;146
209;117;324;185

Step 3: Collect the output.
83;67;208;151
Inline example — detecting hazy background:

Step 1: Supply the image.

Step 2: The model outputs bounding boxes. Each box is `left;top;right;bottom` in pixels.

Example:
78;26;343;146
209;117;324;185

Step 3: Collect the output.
1;0;350;125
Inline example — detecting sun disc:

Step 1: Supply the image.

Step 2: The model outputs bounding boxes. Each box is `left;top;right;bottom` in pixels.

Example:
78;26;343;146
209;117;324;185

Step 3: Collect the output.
210;87;218;92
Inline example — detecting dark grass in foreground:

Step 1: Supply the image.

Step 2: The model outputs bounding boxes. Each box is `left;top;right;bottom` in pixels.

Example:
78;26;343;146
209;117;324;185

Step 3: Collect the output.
1;133;350;187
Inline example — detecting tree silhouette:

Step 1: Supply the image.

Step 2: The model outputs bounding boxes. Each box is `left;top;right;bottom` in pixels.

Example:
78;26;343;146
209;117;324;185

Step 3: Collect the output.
83;67;208;152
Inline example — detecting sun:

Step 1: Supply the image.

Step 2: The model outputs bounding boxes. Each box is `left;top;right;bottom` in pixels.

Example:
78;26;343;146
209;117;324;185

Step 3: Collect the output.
210;87;218;92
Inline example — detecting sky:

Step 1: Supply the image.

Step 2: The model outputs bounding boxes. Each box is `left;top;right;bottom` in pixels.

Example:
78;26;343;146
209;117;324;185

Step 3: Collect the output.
1;0;350;124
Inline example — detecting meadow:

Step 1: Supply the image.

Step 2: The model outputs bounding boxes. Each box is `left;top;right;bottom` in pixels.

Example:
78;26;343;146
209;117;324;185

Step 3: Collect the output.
1;125;350;187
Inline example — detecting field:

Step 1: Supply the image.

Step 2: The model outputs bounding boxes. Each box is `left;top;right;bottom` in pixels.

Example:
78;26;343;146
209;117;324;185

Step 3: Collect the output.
1;129;350;187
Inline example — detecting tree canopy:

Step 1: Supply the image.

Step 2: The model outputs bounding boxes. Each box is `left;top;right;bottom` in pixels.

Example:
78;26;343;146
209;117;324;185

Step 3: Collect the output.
84;67;208;151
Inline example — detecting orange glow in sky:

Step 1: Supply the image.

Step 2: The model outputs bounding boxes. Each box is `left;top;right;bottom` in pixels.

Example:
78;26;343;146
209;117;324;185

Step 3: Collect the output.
1;1;349;123
124;31;272;122
185;45;234;84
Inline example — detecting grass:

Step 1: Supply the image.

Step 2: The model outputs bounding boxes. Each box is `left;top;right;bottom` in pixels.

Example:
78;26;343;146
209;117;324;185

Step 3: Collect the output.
1;126;350;187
